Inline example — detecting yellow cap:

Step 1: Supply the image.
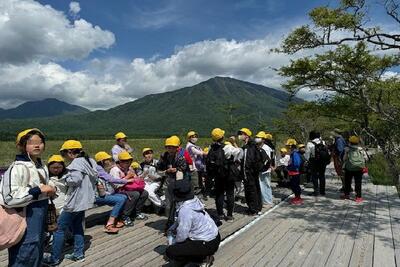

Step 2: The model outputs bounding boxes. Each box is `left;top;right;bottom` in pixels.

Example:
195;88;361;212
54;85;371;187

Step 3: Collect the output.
165;136;180;147
187;131;197;139
203;147;209;153
298;144;305;149
60;140;83;151
224;141;232;146
95;151;112;162
280;147;288;153
118;151;133;161
115;132;127;140
286;138;297;146
142;147;153;155
211;128;225;141
239;128;252;137
48;155;64;164
255;131;267;139
16;128;43;145
131;161;140;169
349;135;360;144
265;133;273;140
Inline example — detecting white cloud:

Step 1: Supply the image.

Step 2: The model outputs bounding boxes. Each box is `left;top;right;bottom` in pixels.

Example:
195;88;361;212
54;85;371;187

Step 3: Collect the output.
69;2;81;15
0;0;115;64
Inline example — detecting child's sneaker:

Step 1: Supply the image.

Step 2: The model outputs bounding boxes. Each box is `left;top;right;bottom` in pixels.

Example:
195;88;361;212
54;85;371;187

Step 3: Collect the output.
64;254;85;263
135;213;148;220
290;197;300;205
122;216;134;227
42;255;60;267
355;197;364;203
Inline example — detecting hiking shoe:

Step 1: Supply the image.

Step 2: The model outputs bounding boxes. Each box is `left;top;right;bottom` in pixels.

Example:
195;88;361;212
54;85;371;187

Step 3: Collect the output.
135;213;148;220
340;194;350;200
224;216;234;222
42;256;60;267
64;254;85;263
290;197;302;205
122;216;134;227
355;197;364;203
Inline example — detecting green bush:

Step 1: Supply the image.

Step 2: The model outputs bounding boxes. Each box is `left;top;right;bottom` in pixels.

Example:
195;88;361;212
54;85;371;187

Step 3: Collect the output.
367;153;395;186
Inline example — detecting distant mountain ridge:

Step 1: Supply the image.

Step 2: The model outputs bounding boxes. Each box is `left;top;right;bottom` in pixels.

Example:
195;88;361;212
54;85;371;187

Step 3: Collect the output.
0;77;301;139
0;98;89;119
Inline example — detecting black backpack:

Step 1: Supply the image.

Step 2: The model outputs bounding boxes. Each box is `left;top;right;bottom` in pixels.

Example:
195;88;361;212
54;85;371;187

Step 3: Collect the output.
206;143;226;176
312;142;331;165
260;148;271;172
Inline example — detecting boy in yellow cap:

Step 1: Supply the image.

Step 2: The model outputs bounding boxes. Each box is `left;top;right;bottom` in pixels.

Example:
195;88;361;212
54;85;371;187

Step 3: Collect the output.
111;132;133;162
185;131;207;196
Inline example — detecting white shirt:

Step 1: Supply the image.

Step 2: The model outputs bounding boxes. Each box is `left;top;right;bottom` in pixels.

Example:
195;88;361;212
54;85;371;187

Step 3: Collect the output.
278;154;290;167
261;144;274;173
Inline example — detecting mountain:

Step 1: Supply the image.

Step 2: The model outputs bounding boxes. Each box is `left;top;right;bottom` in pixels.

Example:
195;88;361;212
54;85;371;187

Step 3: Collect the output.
0;98;89;119
0;77;301;139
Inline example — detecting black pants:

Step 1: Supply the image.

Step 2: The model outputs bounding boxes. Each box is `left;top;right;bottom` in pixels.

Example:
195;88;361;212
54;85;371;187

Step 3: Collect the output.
344;170;362;197
311;164;327;194
290;174;301;197
200;171;213;197
243;173;262;213
122;190;149;217
215;177;235;217
166;234;221;264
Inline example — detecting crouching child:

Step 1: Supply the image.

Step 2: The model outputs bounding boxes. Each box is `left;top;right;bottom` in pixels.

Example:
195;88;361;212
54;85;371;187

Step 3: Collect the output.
165;179;220;266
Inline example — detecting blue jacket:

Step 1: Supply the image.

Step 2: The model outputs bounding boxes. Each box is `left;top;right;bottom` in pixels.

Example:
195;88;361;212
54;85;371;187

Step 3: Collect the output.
287;150;302;172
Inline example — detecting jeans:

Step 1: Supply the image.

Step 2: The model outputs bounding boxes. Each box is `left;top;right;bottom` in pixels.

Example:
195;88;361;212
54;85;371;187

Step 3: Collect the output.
8;199;48;267
259;172;273;204
95;193;127;218
51;211;85;262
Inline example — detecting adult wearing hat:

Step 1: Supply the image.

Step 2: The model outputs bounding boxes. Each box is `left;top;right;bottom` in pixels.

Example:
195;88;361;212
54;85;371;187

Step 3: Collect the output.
165;179;220;266
238;128;263;215
111;132;134;162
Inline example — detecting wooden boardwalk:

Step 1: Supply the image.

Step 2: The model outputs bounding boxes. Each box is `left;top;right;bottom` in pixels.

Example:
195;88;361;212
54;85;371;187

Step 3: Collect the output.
215;179;400;267
0;176;399;266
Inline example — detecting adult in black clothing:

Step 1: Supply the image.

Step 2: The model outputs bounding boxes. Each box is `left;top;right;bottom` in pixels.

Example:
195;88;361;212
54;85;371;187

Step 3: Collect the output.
238;128;263;215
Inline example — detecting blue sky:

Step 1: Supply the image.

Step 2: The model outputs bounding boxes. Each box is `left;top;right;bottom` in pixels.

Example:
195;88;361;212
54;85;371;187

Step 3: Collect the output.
0;0;398;109
37;0;322;63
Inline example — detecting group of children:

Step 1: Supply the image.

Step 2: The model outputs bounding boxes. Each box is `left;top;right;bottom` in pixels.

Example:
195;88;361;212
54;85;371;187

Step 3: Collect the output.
0;127;368;267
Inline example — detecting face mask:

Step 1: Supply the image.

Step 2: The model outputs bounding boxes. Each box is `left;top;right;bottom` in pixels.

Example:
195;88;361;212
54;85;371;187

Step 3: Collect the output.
238;135;245;141
190;137;198;143
255;137;263;143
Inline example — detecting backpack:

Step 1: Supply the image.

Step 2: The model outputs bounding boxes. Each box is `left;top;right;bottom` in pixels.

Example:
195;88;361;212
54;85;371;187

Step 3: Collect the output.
346;147;365;171
312;142;331;166
206;144;226;176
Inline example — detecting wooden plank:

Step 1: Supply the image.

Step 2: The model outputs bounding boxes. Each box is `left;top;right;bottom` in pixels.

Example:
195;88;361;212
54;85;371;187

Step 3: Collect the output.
373;185;396;267
301;196;351;267
227;201;313;266
277;191;350;267
324;193;365;266
348;182;376;267
387;185;400;266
